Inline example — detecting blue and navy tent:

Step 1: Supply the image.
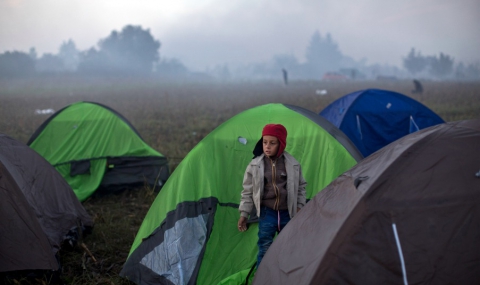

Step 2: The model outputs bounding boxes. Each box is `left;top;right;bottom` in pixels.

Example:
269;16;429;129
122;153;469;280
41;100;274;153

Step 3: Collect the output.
319;89;445;157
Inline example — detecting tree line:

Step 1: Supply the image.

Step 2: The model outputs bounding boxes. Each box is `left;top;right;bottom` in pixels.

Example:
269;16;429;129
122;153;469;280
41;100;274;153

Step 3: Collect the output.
0;25;479;81
0;25;188;79
403;48;479;80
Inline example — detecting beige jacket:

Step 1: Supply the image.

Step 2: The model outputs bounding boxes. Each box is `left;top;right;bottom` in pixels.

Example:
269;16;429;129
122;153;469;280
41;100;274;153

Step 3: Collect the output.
239;152;307;219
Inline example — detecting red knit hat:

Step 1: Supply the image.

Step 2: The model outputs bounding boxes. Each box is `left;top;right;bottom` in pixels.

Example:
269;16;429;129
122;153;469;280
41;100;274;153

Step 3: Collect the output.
262;124;287;157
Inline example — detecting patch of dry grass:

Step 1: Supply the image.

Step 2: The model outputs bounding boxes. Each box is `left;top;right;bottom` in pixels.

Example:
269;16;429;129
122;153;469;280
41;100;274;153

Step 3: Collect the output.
59;188;157;285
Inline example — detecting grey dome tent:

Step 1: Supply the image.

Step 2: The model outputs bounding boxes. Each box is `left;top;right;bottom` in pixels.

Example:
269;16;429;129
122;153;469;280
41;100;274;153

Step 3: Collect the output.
0;133;93;274
254;119;480;285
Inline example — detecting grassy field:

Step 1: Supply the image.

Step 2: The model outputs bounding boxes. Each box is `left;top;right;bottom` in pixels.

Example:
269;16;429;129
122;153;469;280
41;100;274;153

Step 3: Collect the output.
1;76;479;284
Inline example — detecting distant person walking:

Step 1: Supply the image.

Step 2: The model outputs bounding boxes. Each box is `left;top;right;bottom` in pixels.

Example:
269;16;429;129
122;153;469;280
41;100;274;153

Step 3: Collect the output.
282;68;288;86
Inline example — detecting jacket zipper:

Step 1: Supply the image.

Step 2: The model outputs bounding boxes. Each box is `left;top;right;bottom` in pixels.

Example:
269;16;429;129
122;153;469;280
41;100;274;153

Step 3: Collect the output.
269;157;280;210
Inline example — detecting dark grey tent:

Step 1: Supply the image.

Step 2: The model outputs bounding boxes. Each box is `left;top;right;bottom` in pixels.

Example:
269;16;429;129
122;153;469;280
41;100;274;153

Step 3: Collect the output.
0;134;93;274
254;119;480;285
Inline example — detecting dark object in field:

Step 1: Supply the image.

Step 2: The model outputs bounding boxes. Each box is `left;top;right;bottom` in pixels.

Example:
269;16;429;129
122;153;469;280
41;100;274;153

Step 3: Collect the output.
412;79;423;94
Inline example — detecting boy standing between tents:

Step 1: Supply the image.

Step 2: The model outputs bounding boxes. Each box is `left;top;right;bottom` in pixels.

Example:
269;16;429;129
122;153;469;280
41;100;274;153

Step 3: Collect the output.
237;123;307;267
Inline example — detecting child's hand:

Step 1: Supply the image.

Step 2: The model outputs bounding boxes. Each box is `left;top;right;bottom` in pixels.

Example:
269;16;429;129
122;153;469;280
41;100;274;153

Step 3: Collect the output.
238;217;248;232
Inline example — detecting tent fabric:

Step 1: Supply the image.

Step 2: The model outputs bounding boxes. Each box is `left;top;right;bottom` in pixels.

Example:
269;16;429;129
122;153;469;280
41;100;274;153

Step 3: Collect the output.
253;119;480;285
0;133;93;273
319;89;445;157
120;103;363;285
27;101;169;201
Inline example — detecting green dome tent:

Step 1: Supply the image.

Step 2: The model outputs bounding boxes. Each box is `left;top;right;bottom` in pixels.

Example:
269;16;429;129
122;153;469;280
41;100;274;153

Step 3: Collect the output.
28;101;169;201
120;103;362;285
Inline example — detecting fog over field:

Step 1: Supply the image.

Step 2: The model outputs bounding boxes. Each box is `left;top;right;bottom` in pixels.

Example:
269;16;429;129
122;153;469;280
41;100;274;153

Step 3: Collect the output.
1;0;479;71
0;70;479;285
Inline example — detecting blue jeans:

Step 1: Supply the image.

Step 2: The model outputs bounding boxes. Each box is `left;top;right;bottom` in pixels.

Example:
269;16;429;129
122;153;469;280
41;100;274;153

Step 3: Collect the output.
257;206;290;267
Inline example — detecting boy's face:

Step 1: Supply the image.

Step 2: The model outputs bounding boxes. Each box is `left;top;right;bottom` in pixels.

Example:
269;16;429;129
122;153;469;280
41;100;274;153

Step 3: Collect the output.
263;135;279;157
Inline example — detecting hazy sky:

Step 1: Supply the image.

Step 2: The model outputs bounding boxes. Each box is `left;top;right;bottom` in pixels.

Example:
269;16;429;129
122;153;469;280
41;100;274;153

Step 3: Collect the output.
1;0;479;71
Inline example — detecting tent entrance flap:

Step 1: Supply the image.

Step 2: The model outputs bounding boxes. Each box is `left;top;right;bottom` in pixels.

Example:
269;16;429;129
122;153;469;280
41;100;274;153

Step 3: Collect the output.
120;197;218;285
140;214;210;284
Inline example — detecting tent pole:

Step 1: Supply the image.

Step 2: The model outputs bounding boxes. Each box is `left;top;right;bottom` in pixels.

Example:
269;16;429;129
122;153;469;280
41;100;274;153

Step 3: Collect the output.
392;223;408;285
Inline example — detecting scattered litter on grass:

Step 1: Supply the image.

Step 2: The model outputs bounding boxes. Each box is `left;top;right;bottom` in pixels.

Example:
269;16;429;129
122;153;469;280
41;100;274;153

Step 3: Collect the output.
34;108;55;115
